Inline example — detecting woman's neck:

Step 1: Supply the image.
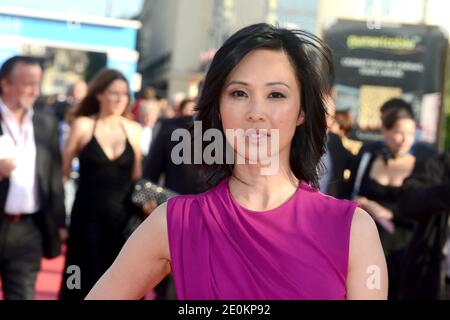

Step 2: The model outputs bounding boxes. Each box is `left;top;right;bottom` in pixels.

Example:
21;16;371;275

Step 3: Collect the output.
230;171;299;193
2;99;28;125
381;147;412;165
229;160;299;211
97;112;122;123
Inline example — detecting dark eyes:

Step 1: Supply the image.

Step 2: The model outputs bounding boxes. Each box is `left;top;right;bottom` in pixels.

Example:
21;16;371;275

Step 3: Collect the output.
231;90;247;98
230;90;286;99
268;92;286;99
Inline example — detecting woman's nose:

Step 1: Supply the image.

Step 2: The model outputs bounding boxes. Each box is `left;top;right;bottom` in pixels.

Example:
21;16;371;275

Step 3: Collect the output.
246;98;266;122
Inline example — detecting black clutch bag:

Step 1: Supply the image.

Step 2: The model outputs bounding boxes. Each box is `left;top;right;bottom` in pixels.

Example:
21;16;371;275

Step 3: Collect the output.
130;179;178;208
123;179;178;240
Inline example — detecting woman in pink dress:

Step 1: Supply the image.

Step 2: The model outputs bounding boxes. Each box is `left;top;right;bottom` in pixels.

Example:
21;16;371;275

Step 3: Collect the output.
86;23;387;300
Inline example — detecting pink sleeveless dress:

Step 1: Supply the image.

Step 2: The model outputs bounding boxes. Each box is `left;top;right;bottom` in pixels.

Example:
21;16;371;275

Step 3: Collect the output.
167;178;358;300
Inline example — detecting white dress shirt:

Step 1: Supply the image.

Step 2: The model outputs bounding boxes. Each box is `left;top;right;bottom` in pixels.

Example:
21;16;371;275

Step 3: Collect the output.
141;125;153;156
0;98;40;214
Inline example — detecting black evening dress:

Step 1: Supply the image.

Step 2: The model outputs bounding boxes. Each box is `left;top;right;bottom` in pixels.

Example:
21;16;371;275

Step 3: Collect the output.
59;123;134;300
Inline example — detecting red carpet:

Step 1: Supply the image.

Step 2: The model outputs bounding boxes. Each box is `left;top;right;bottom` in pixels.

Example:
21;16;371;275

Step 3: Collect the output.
34;254;65;300
0;246;155;300
0;254;64;300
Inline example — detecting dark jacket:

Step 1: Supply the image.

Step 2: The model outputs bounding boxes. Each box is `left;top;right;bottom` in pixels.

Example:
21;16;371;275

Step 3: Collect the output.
0;111;65;259
143;116;203;195
325;132;356;199
397;150;450;299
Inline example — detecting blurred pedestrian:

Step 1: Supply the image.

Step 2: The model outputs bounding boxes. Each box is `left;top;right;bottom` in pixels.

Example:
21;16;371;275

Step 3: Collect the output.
397;149;450;299
53;80;88;124
59;69;141;300
130;86;157;121
332;109;362;156
138;99;160;159
348;98;436;299
0;56;66;300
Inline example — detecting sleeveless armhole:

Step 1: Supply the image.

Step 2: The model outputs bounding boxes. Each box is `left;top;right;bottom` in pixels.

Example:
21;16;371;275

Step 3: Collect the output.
166;197;179;276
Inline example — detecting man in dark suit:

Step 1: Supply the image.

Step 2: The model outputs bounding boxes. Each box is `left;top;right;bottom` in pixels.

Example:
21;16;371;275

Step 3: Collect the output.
0;56;65;300
322;132;355;198
143;98;203;195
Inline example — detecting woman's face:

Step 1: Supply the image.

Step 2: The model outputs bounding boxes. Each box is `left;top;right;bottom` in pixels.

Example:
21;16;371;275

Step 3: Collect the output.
97;79;129;116
219;49;304;164
382;118;416;156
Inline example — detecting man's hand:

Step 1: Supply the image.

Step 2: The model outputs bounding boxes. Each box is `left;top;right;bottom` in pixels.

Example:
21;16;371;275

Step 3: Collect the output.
142;199;158;216
366;201;394;221
355;196;394;220
0;158;16;178
355;197;395;233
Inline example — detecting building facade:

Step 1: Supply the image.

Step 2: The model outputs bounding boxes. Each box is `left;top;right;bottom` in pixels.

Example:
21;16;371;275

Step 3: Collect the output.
137;0;318;99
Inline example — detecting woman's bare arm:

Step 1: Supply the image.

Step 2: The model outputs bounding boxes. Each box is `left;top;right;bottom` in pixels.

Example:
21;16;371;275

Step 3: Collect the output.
62;117;91;181
85;202;171;300
346;207;388;300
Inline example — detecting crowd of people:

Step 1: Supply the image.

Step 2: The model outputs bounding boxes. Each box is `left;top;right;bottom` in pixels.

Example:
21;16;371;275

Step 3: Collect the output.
0;23;449;300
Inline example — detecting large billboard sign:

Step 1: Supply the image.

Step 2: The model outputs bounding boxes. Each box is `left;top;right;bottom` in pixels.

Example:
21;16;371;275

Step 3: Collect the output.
324;19;448;145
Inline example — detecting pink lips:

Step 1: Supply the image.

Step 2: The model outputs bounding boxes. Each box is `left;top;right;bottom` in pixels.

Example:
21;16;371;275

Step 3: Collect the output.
243;128;271;143
244;128;271;136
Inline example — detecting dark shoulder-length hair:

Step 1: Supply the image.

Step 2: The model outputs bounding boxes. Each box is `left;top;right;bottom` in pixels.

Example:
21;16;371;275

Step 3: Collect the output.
194;23;334;189
74;68;130;117
380;98;415;130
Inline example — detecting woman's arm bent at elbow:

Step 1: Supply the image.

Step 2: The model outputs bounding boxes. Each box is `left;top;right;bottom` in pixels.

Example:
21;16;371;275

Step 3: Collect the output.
86;202;171;300
346;207;388;300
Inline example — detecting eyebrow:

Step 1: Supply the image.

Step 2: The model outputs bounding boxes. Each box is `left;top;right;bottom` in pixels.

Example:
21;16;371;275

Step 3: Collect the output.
226;80;290;88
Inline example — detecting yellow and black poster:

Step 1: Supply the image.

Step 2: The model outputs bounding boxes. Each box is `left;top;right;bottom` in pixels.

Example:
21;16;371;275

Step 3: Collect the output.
324;19;448;145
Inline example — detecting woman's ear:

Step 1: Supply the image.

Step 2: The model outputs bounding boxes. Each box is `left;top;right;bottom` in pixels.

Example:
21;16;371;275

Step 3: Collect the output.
297;110;305;126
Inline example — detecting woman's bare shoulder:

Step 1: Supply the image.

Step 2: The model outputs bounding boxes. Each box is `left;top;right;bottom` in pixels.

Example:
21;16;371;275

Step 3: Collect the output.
122;118;142;141
67;117;96;144
72;116;95;131
350;207;378;238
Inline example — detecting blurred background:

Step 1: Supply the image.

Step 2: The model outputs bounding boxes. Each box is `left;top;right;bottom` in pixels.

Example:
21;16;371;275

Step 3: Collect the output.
0;0;449;149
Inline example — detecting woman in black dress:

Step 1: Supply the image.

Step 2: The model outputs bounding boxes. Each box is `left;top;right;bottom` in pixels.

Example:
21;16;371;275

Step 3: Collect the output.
349;99;435;299
59;69;142;299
